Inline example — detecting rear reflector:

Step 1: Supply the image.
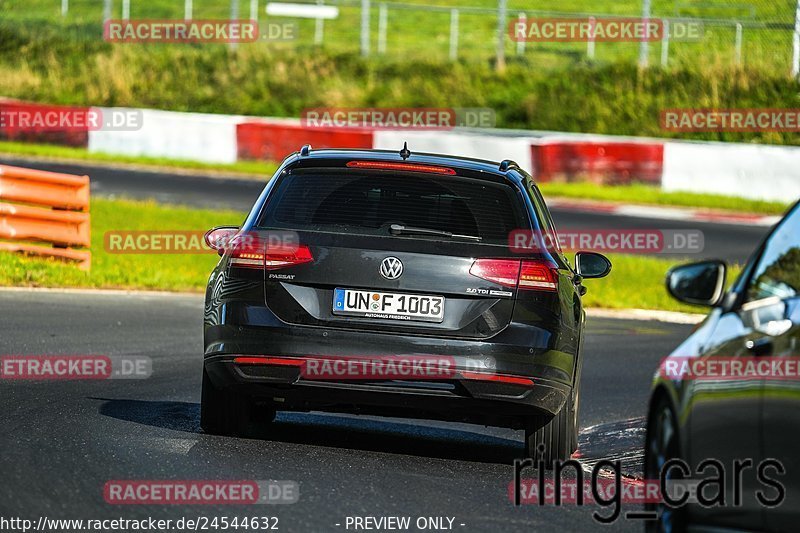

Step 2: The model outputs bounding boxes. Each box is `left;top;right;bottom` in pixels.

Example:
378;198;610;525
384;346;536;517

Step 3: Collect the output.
460;371;534;387
346;160;456;175
469;258;557;291
233;356;305;366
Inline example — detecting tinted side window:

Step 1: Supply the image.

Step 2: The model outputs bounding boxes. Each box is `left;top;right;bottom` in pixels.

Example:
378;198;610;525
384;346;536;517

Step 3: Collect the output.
525;182;562;254
746;204;800;303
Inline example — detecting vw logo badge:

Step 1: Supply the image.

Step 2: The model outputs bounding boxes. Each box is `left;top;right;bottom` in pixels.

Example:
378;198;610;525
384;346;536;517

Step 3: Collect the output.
379;257;403;280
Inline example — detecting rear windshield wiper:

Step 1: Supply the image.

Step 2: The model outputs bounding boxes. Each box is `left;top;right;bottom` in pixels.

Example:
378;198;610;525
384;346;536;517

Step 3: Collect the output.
389;224;482;242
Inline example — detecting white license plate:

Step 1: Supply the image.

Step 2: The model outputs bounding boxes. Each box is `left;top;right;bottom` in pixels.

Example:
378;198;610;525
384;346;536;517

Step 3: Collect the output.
333;288;445;323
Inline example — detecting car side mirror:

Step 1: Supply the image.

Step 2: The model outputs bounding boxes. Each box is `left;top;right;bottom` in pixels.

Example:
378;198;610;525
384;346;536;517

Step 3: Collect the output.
666;260;727;307
204;226;239;256
575;252;612;279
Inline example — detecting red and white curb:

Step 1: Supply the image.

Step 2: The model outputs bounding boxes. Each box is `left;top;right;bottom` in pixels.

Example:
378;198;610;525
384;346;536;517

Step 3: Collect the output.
547;198;781;227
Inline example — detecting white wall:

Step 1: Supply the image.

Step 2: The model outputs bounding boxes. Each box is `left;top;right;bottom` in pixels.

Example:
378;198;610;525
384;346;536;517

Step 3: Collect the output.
88;108;243;164
373;130;536;175
662;142;800;203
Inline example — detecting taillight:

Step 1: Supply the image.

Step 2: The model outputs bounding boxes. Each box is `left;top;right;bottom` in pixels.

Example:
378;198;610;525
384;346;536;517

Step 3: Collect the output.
228;235;314;270
228;234;264;268
519;260;558;291
264;244;313;270
469;259;557;291
469;259;520;288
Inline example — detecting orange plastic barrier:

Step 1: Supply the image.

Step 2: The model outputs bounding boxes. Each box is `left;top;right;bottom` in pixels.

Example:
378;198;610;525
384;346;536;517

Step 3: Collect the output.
0;164;91;269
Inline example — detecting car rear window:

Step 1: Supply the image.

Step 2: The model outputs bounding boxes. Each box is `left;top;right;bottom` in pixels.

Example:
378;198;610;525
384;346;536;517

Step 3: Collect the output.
257;170;528;244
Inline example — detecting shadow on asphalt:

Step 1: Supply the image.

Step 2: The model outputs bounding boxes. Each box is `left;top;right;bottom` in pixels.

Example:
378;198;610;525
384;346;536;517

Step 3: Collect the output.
92;397;525;464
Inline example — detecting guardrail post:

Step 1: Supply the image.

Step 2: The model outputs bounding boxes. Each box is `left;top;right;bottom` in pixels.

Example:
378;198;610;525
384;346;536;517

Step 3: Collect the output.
315;0;325;44
378;3;388;55
230;0;240;50
250;0;259;21
103;0;112;23
661;19;670;67
361;0;371;57
638;0;651;68
185;0;193;20
735;23;743;65
496;0;508;71
793;0;800;77
587;16;596;60
516;13;526;56
449;9;459;61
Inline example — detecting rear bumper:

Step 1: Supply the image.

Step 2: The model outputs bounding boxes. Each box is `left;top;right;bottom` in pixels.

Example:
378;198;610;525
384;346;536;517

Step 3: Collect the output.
204;353;571;430
204;292;577;429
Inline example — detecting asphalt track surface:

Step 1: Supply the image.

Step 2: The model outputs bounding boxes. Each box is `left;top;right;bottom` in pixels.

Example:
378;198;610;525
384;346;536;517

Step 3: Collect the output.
0;289;694;532
0;157;770;263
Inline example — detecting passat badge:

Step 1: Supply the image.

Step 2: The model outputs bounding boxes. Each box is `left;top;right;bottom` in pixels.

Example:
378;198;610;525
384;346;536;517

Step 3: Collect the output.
379;257;403;280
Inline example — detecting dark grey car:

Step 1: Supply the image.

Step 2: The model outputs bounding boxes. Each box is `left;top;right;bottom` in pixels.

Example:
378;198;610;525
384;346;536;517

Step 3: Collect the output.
200;145;610;463
645;200;800;531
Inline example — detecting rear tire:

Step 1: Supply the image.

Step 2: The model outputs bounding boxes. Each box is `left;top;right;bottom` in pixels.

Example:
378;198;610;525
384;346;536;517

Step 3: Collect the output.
644;394;687;533
200;367;275;437
525;396;575;467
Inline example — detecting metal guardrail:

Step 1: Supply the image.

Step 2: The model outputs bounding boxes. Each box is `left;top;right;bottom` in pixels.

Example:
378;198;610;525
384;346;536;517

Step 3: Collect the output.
0;164;91;270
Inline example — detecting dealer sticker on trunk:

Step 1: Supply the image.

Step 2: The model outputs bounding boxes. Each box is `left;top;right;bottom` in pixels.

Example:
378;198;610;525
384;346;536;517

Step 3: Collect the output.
333;288;445;323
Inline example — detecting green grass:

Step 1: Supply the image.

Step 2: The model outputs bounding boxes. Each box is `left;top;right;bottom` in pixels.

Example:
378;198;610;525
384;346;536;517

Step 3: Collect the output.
539;182;791;215
0;2;799;145
0;0;794;71
0;198;245;292
0;140;278;177
0;197;732;311
2;34;799;145
581;252;741;312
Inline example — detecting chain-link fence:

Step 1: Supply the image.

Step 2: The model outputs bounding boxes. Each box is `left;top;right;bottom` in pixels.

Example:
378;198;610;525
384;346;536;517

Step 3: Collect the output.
2;0;798;74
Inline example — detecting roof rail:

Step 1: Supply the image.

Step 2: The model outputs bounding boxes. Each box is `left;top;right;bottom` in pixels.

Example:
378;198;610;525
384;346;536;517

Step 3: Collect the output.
498;159;519;172
300;144;312;156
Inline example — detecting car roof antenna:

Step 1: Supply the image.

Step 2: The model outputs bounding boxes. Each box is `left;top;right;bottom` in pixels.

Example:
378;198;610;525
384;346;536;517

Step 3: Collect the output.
399;142;411;160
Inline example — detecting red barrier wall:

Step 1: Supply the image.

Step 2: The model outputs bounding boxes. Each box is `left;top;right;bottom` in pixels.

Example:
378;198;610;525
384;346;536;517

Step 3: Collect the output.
0;100;90;147
530;141;664;185
237;122;374;161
